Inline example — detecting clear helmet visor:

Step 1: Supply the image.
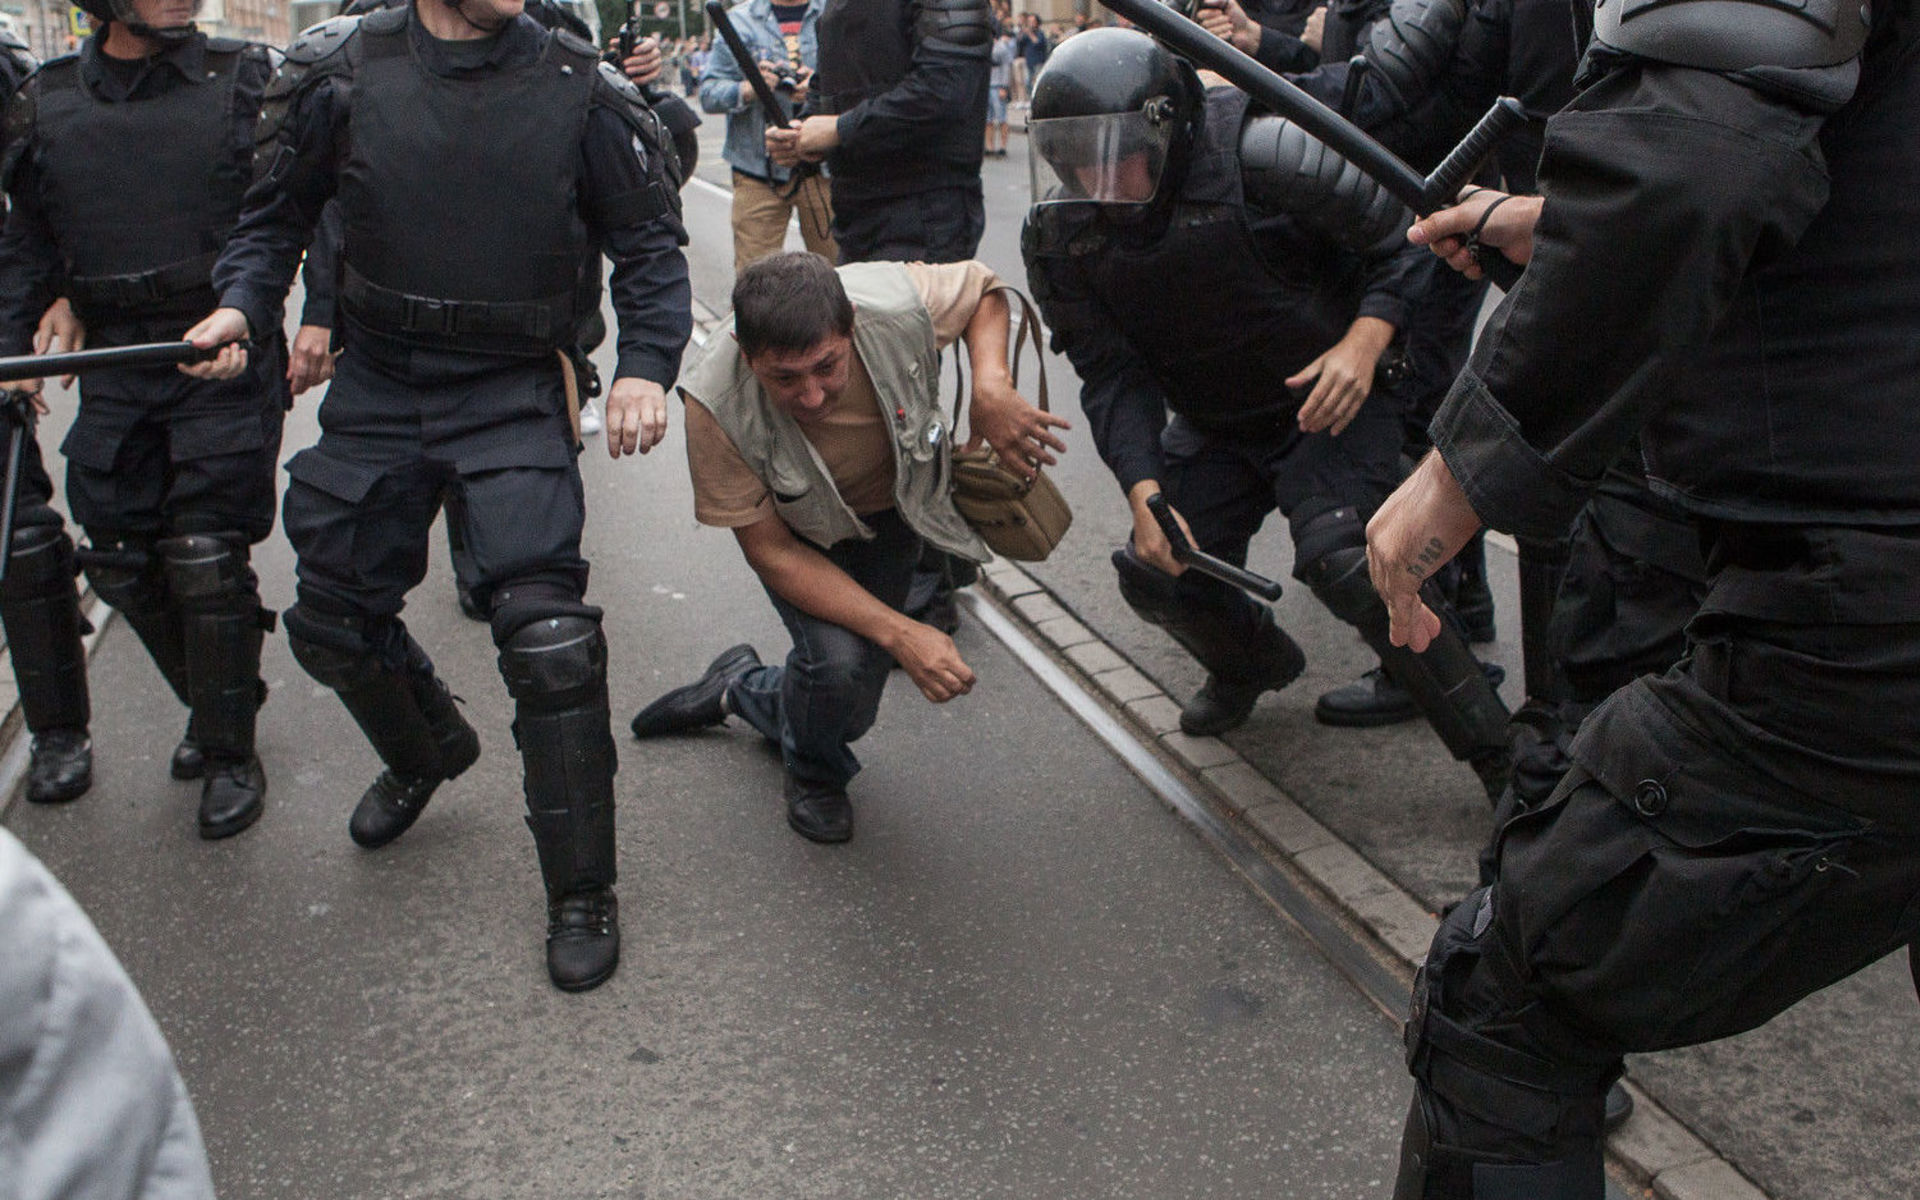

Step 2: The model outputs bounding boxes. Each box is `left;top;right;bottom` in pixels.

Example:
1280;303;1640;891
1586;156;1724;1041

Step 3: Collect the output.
1028;107;1177;208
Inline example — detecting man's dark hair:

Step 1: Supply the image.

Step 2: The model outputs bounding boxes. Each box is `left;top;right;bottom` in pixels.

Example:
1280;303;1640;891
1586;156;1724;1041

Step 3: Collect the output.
732;252;856;360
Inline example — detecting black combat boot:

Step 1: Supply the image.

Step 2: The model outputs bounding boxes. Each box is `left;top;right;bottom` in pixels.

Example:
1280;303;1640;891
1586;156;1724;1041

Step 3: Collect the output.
1175;618;1307;737
27;729;92;804
4;526;94;804
1317;662;1506;729
348;672;480;849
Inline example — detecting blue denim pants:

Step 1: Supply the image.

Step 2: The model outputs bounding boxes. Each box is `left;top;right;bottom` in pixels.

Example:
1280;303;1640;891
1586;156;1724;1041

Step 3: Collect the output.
728;510;921;789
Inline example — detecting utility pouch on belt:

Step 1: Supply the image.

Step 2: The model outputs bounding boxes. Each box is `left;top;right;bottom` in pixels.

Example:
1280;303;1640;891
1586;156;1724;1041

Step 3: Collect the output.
947;285;1072;562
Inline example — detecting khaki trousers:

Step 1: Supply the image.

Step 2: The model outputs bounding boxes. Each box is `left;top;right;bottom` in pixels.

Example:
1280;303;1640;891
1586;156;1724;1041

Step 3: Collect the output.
732;171;837;275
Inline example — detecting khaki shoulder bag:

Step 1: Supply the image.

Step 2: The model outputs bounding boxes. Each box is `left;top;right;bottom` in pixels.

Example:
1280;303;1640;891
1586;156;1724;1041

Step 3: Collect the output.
948;285;1073;562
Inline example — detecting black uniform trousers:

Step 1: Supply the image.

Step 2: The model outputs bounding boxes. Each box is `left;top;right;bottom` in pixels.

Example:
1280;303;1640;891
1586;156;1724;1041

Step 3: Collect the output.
1158;390;1404;633
1420;543;1920;1187
62;335;287;544
282;349;587;622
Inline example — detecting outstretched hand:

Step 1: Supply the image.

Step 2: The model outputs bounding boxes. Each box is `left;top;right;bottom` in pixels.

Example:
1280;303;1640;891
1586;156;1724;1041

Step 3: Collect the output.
965;374;1070;479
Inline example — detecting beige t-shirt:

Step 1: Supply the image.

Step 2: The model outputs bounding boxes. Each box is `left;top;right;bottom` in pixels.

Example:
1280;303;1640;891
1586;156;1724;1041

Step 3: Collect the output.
683;260;1001;528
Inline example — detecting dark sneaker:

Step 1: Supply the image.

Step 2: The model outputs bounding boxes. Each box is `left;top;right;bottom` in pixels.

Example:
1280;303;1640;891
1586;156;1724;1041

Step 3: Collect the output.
784;776;853;844
198;755;266;840
27;728;92;804
630;644;761;738
546;886;619;992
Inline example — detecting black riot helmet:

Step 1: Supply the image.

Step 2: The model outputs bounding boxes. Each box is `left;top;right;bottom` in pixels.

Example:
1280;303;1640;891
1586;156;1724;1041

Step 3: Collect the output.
1027;27;1202;210
78;0;203;45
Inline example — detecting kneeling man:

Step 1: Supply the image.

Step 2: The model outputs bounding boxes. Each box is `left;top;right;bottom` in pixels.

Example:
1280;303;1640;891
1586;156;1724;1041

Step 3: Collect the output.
633;252;1065;842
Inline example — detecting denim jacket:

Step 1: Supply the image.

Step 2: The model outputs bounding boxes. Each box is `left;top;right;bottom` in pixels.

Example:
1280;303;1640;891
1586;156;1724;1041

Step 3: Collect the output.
698;0;821;183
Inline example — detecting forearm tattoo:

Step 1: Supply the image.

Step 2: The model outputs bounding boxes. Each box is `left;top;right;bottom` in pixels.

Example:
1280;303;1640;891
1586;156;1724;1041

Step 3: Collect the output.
1407;536;1447;581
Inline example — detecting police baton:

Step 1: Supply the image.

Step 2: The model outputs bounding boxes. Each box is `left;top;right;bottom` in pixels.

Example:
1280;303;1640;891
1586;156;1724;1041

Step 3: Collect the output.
1097;0;1528;290
1145;492;1285;602
0;339;230;584
704;0;795;130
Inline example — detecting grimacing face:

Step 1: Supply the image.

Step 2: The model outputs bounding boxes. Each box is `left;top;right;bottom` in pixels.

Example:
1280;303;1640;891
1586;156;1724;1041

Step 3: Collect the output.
745;333;856;426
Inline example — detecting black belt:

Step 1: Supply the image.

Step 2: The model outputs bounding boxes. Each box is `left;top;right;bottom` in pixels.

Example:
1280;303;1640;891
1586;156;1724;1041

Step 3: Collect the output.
68;252;218;310
340;266;568;343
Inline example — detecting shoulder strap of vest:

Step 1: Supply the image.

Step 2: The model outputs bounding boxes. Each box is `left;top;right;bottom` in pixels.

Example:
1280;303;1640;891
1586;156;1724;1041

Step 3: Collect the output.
1;63;45;190
554;28;599;62
257;15;362;181
588;60;685;223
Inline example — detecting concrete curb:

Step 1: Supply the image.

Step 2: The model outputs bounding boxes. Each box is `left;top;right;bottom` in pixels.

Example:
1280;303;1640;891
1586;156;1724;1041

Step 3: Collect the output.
973;555;1771;1200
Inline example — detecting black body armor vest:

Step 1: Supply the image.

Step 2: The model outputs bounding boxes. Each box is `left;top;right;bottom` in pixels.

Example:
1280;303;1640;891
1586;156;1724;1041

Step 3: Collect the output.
1054;92;1369;437
31;40;248;322
1642;15;1920;525
338;16;597;356
815;0;987;200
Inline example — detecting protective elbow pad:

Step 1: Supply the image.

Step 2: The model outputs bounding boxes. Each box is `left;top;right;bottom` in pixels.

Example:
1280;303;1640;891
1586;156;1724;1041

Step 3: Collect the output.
1594;0;1870;72
915;0;993;55
1240;115;1412;252
1362;0;1468;116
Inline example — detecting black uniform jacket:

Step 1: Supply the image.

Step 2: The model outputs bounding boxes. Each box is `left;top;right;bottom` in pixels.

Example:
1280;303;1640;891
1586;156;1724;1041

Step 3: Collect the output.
215;12;691;388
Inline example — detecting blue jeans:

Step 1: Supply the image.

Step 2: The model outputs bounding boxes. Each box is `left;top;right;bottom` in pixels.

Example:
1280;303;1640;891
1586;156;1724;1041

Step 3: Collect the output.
727;510;921;789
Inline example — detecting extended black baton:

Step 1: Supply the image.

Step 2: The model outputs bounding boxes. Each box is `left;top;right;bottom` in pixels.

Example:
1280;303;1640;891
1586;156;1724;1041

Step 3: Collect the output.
0;339;226;386
1097;0;1527;289
1145;492;1285;602
704;0;793;129
0;340;233;584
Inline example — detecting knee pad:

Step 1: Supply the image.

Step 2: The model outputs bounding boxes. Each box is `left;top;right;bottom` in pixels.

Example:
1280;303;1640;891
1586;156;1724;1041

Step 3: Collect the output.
489;580;603;648
1;524;78;601
1294;508;1382;628
498;614;607;711
76;534;167;617
156;533;251;610
1396;890;1610;1200
285;603;388;691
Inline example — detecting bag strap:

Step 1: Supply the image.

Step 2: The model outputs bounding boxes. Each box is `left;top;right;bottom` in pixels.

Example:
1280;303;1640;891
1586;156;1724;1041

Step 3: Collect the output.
950;282;1050;429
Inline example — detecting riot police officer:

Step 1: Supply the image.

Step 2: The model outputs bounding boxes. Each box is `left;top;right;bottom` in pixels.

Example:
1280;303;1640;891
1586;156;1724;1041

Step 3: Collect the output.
0;0;283;834
1367;3;1920;1193
1023;28;1512;798
186;0;691;991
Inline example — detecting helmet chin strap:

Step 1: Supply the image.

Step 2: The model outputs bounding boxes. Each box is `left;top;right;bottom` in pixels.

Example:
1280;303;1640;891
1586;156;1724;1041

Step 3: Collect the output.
122;21;197;45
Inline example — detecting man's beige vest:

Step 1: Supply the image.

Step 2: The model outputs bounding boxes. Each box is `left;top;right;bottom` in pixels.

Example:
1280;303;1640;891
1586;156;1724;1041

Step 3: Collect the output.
681;262;989;562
